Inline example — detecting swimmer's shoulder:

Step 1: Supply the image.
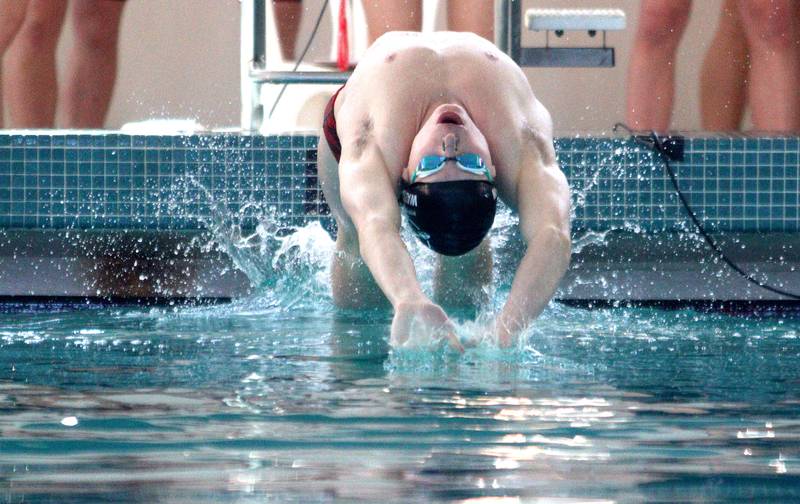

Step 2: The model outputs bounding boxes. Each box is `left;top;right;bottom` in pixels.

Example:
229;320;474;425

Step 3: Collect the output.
363;31;424;60
366;31;496;59
373;31;424;43
372;30;487;44
352;31;510;88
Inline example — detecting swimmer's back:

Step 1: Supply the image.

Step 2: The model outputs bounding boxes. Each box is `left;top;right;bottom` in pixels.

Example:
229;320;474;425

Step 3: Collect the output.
339;31;533;120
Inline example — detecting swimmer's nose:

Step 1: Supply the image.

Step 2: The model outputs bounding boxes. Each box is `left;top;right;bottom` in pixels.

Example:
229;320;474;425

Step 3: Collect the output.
442;133;458;156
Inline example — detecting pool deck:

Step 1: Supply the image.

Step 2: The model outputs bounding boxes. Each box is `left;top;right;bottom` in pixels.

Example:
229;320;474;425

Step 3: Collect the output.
0;130;797;304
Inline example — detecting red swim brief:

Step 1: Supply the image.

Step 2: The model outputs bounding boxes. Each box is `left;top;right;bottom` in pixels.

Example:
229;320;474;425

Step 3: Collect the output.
322;85;345;163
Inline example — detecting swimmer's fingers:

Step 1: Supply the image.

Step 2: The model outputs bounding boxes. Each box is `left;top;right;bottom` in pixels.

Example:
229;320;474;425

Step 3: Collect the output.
495;320;515;348
437;321;464;354
445;330;464;353
390;300;463;352
459;333;480;349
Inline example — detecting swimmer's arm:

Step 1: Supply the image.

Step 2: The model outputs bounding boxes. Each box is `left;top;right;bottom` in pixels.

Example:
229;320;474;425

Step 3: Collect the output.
338;150;427;308
339;150;463;351
497;148;571;346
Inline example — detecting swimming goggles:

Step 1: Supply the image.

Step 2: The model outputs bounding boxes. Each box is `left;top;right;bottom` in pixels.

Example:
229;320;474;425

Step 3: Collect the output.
410;153;493;184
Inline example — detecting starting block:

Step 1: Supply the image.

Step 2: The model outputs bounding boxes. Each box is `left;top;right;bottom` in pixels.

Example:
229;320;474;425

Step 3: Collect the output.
496;2;627;68
526;8;627;32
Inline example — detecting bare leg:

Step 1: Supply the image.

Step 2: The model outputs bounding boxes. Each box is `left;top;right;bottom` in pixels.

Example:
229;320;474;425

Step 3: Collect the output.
625;0;692;132
60;0;125;128
447;0;493;41
0;1;27;50
700;0;749;131
3;0;67;128
0;0;29;127
735;0;800;132
331;229;389;308
273;0;302;62
363;0;422;45
434;239;492;308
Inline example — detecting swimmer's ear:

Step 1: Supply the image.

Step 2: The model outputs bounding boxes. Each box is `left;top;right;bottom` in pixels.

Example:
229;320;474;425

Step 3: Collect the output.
401;163;413;184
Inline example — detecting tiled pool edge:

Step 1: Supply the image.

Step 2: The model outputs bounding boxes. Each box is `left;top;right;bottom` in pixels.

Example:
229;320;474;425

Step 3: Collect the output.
0;131;798;233
0;228;796;302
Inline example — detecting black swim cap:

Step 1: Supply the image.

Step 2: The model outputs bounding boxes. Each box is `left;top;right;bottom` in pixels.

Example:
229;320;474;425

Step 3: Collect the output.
401;180;497;256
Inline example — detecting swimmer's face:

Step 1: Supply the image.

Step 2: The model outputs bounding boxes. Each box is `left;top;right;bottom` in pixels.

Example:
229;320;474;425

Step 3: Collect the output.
406;104;494;183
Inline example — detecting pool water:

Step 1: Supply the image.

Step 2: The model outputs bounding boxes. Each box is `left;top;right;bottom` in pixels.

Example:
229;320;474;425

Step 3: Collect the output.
2;296;800;502
2;216;800;502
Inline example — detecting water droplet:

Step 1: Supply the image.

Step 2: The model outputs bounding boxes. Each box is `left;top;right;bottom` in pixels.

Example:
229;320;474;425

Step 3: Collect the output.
61;416;78;427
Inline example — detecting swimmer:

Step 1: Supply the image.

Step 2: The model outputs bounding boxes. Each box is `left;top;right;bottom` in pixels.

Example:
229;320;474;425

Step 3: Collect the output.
317;32;571;350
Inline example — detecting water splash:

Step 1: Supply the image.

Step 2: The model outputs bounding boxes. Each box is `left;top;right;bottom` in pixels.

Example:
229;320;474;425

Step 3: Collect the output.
161;139;711;354
384;312;595;383
171;136;648;309
572;229;612;254
168;170;588;355
168;176;336;314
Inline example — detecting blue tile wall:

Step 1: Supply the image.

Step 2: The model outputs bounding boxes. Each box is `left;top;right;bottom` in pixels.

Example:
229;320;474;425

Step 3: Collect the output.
558;135;800;232
0;132;798;233
0;132;325;231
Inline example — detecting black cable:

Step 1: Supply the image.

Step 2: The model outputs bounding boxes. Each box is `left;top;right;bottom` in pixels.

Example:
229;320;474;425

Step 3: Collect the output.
613;122;800;300
268;0;331;119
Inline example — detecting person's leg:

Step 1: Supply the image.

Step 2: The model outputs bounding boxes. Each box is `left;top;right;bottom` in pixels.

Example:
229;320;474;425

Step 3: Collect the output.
625;0;692;132
363;0;422;45
434;239;492;308
0;0;29;127
273;0;302;62
447;0;493;41
2;0;67;128
330;225;389;308
735;0;800;132
700;0;749;131
60;0;125;128
0;1;28;50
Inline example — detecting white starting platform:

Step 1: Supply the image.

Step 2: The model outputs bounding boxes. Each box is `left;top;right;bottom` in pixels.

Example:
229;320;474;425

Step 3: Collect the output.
526;8;626;32
496;3;627;68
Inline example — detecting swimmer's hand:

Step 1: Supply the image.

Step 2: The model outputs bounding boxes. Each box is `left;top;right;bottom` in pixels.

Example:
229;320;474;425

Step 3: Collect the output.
390;300;464;353
494;319;515;348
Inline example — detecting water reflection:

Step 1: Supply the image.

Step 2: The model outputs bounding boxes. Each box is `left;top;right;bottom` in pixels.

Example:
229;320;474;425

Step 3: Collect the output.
1;304;800;501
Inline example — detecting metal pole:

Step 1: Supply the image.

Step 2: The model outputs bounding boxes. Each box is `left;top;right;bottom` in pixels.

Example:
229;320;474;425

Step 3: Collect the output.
509;0;521;64
240;0;253;130
241;0;266;132
249;70;352;85
253;0;266;70
494;0;509;54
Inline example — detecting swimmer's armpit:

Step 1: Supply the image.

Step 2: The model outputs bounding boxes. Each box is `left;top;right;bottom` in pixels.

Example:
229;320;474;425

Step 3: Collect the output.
351;116;375;160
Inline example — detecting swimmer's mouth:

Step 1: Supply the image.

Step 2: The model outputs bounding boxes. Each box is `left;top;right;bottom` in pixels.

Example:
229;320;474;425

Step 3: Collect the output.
437;111;464;125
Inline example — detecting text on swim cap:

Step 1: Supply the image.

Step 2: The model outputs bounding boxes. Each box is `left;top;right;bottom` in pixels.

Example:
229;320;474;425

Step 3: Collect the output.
402;191;418;207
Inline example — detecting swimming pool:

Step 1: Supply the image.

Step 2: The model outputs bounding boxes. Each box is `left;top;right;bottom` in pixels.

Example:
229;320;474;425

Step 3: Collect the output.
0;129;799;501
2;295;799;501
